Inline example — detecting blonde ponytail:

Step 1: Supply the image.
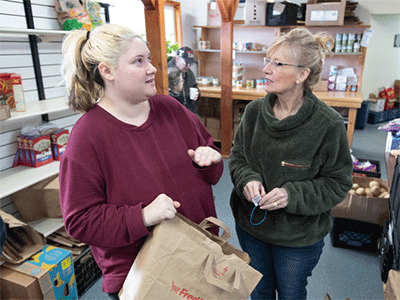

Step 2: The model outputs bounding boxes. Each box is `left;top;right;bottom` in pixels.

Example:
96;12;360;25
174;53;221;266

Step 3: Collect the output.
61;24;142;112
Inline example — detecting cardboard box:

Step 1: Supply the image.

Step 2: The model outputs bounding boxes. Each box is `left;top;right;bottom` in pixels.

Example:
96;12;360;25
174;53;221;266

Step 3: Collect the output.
1;245;78;300
0;266;45;299
207;2;221;26
233;102;247;122
0;105;11;121
0;73;14;108
305;0;346;26
332;176;389;226
0;210;46;264
50;129;70;161
369;98;385;112
244;0;266;26
11;175;62;222
394;80;400;101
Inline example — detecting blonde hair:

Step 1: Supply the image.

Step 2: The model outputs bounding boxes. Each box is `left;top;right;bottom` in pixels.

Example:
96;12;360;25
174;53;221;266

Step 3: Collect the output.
61;24;142;112
267;27;334;88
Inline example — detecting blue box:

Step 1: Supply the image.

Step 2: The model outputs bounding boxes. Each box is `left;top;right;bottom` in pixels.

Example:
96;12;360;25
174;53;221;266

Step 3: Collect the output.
367;108;400;124
29;245;78;300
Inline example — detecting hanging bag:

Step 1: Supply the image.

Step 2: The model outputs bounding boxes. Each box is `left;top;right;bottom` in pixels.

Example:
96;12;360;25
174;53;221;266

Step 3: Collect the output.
119;213;262;299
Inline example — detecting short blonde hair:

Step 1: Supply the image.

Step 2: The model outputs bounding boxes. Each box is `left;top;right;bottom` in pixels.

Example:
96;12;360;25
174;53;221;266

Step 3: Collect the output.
267;27;334;88
61;24;142;112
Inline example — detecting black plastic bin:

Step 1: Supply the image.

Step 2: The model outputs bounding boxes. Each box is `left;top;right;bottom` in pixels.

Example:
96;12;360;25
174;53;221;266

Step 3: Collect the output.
74;246;102;297
330;218;382;253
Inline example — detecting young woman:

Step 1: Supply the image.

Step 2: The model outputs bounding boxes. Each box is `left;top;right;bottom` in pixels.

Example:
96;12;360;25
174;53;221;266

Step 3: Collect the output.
59;24;223;299
229;27;353;300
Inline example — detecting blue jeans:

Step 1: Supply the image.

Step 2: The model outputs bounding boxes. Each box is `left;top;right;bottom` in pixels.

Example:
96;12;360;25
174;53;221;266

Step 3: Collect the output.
236;224;324;300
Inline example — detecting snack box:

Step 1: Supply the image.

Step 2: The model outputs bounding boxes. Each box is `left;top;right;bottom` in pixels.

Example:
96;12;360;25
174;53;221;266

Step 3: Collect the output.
17;135;53;168
50;129;70;161
0;73;14;108
1;245;78;300
28;246;78;300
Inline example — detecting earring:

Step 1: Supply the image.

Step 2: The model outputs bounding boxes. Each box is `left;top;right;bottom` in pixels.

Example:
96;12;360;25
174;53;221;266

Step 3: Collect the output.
296;80;300;84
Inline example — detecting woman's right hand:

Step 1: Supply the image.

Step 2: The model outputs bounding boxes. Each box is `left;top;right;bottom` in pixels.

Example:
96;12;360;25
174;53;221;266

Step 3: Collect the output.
142;194;181;227
243;181;266;203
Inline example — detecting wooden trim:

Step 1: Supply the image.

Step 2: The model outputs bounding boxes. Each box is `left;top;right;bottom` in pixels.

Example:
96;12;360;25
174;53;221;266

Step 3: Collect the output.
142;0;168;95
165;0;182;47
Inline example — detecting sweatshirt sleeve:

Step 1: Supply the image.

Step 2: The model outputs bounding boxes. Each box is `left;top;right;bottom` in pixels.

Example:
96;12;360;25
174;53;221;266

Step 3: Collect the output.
59;142;150;249
283;119;353;215
229;104;264;198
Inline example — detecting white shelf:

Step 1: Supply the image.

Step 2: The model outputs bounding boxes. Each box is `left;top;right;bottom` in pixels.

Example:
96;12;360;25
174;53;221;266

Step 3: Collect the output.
0;27;68;36
27;217;64;237
0;161;60;199
2;97;72;124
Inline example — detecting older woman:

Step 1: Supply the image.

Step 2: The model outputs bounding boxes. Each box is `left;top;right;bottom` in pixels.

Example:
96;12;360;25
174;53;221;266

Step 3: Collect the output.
229;27;353;300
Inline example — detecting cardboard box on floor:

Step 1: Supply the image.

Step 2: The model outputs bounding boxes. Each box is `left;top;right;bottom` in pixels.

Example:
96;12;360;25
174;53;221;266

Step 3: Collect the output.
0;245;78;300
11;175;62;222
0;210;46;264
332;176;389;226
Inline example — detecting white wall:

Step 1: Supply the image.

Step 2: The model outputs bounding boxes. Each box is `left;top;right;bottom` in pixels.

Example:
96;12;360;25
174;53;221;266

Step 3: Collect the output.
361;14;400;98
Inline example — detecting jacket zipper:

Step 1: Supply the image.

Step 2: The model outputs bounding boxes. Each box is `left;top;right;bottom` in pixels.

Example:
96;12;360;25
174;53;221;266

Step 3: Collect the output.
281;161;311;168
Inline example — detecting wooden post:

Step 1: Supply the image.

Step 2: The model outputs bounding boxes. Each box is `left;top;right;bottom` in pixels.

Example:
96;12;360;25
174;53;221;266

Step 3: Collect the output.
216;0;239;157
142;0;168;95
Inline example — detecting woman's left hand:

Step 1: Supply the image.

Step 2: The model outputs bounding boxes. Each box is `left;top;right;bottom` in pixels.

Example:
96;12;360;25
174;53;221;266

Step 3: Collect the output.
259;187;289;210
188;147;222;167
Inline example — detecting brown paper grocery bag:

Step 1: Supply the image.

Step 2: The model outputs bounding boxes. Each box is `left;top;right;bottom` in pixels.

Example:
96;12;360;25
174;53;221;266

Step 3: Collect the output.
119;213;262;300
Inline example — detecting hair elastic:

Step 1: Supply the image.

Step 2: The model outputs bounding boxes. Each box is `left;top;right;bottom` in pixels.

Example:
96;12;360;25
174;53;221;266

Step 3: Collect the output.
86;30;91;41
250;205;267;226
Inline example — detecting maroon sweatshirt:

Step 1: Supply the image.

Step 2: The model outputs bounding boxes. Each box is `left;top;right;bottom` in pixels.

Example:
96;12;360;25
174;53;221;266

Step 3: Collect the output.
59;95;223;293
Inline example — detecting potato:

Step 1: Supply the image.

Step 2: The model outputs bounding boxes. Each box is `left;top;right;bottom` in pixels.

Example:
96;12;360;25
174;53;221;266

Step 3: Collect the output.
371;185;381;197
369;180;380;188
353;183;360;190
365;190;374;197
379;192;389;198
356;187;365;196
384;193;390;198
381;187;388;193
348;189;356;195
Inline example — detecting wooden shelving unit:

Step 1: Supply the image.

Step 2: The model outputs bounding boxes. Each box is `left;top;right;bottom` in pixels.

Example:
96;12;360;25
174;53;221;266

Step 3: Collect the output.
194;24;370;152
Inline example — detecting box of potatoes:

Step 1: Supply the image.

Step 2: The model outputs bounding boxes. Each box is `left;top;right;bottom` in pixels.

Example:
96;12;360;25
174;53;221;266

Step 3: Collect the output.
332;176;390;226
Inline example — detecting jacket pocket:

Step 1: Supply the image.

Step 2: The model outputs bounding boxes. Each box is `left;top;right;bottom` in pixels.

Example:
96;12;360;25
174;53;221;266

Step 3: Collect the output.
281;161;311;168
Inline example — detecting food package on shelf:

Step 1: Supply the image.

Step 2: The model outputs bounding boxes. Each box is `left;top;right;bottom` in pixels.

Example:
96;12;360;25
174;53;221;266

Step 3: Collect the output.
55;0;92;31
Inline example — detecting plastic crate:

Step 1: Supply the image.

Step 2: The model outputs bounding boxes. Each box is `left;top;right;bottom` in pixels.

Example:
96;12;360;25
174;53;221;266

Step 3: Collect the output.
74;246;102;297
330;218;382;253
353;158;381;178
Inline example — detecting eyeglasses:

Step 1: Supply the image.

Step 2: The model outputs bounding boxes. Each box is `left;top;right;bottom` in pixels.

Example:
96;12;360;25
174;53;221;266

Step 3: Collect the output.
263;58;305;68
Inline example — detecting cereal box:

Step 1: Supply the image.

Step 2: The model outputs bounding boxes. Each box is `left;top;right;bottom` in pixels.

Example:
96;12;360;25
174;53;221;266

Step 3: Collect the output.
0;73;14;108
11;74;26;112
50;129;70;161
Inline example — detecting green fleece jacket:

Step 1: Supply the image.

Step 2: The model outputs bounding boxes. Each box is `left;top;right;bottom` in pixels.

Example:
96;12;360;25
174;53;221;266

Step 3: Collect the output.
229;88;353;247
